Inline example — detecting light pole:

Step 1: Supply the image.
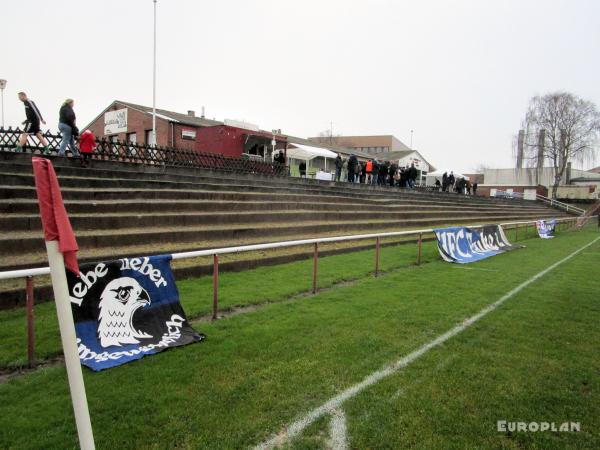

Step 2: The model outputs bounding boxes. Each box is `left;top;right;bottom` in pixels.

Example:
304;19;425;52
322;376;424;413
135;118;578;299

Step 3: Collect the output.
410;129;414;149
0;79;6;129
152;0;157;146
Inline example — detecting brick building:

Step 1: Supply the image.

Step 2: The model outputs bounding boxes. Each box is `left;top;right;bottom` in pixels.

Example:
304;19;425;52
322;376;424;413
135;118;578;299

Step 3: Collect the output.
85;100;288;159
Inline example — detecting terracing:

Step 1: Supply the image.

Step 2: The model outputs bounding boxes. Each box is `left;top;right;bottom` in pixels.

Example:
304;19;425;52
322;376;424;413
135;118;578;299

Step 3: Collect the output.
0;152;570;308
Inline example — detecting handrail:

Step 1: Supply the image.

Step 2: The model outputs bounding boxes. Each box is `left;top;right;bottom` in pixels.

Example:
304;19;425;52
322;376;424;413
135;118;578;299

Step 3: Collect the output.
535;194;586;215
0;216;578;281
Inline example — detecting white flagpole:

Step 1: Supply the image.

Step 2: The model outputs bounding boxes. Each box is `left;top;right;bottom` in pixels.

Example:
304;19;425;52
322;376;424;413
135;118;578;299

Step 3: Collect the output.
45;240;95;450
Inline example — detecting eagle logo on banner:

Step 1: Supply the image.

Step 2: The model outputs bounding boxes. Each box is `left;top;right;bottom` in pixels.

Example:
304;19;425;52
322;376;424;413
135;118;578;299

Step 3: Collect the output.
67;255;205;371
98;277;152;347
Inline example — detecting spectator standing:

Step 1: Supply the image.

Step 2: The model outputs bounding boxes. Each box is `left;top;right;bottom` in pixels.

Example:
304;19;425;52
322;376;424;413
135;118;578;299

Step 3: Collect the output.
442;172;448;192
354;161;361;183
299;161;307;178
58;99;80;157
379;162;388;186
371;159;379;185
473;182;478;196
334;153;343;181
14;92;50;154
360;161;367;184
365;159;373;184
79;129;96;168
448;171;455;191
388;163;398;187
408;163;418;188
347;155;358;183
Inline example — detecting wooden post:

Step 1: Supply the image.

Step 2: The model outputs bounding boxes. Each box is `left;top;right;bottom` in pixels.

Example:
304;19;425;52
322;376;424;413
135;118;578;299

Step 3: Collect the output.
26;276;35;367
312;243;318;294
374;237;380;277
515;223;519;241
417;233;423;265
212;254;219;320
524;223;528;240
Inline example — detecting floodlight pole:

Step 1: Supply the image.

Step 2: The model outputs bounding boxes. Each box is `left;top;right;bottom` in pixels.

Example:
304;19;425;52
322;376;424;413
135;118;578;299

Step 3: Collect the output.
0;79;7;129
152;0;157;146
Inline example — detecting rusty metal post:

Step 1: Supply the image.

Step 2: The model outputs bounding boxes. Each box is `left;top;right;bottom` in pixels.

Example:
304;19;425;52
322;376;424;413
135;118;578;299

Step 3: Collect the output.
312;243;318;294
26;276;35;367
212;254;219;320
374;237;380;277
417;233;423;265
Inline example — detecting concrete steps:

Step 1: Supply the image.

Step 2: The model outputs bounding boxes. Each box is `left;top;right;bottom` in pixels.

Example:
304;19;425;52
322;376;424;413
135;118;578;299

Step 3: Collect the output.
0;151;572;309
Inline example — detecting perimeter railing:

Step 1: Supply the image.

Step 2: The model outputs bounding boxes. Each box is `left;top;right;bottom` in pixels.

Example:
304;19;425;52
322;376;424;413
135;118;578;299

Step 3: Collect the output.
0;127;287;176
0;215;582;368
492;189;586;216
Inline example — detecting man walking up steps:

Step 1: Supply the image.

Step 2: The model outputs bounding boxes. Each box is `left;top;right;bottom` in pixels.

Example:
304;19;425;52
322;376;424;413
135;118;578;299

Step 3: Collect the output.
14;92;50;154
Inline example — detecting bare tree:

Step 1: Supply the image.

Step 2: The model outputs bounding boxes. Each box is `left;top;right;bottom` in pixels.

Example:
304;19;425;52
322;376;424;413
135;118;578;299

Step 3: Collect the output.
521;92;600;198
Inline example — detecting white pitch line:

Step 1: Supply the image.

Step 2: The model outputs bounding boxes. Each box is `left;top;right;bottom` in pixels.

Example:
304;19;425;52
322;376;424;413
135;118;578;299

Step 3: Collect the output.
253;235;600;450
329;409;348;450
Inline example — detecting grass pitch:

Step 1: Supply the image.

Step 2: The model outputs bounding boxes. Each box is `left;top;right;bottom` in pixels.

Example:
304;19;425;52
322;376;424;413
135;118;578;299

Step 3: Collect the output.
0;224;598;449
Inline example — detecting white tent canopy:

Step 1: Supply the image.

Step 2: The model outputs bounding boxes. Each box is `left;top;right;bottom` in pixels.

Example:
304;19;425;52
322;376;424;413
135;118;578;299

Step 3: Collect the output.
426;170;470;181
287;143;338;161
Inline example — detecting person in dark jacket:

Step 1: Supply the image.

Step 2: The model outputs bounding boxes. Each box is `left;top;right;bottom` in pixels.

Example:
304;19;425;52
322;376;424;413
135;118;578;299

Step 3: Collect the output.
347;155;358;183
360;161;367;184
14;92;50;154
442;172;448;192
58;99;80;157
379;162;388;186
408;163;418;188
388;163;398;187
448;171;455;191
371;159;379;185
334;153;343;181
473;182;478;196
299;161;307;178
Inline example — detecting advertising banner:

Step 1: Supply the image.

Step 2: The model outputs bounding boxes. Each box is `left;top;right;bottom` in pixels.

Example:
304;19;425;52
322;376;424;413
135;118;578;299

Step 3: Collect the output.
434;225;523;263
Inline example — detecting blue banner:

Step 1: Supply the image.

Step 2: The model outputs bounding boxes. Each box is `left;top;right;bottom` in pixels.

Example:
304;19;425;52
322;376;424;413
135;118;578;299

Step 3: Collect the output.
67;255;204;371
434;224;523;264
536;219;556;239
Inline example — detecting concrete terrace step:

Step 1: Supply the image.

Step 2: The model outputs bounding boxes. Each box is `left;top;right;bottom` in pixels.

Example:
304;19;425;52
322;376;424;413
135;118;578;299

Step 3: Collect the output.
0;169;539;210
0;151;551;210
0;212;561;255
0;184;547;215
0;207;558;232
0;198;557;215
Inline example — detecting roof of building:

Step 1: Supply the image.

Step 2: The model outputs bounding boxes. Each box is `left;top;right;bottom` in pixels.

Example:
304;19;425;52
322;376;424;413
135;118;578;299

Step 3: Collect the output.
589;166;600;173
114;100;223;127
287;135;373;159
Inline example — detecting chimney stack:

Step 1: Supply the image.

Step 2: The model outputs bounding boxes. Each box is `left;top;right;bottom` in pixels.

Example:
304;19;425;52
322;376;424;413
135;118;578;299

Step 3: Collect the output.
201;106;205;119
187;110;195;117
516;129;524;169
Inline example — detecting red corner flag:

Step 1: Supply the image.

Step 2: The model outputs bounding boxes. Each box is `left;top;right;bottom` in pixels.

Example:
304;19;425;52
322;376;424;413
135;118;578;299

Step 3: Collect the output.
32;157;80;275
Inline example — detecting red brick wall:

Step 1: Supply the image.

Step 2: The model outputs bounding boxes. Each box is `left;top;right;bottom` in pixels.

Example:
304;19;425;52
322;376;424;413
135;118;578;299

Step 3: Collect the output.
86;104;171;146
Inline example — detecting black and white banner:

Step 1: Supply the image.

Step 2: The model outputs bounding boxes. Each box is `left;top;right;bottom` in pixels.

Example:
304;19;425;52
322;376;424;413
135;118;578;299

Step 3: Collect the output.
67;254;204;371
434;224;523;263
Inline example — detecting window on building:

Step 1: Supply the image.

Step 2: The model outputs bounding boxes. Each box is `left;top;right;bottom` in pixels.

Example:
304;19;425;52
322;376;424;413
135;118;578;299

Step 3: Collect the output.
145;130;156;146
109;135;119;143
127;132;137;143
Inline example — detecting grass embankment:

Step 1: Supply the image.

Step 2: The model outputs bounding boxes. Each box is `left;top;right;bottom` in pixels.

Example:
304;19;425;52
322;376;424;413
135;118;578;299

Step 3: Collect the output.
1;224;596;449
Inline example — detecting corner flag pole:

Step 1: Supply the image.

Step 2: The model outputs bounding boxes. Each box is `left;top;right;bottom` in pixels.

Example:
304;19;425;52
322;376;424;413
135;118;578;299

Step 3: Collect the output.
45;241;95;450
32;157;95;450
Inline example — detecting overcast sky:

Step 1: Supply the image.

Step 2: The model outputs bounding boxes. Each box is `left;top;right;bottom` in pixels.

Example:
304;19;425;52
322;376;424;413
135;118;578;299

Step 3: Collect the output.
2;0;599;172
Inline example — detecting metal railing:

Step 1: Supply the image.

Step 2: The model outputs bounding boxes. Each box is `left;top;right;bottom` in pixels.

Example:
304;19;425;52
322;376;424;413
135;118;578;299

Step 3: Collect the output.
0;215;580;368
535;194;586;215
492;189;586;216
0;127;287;176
